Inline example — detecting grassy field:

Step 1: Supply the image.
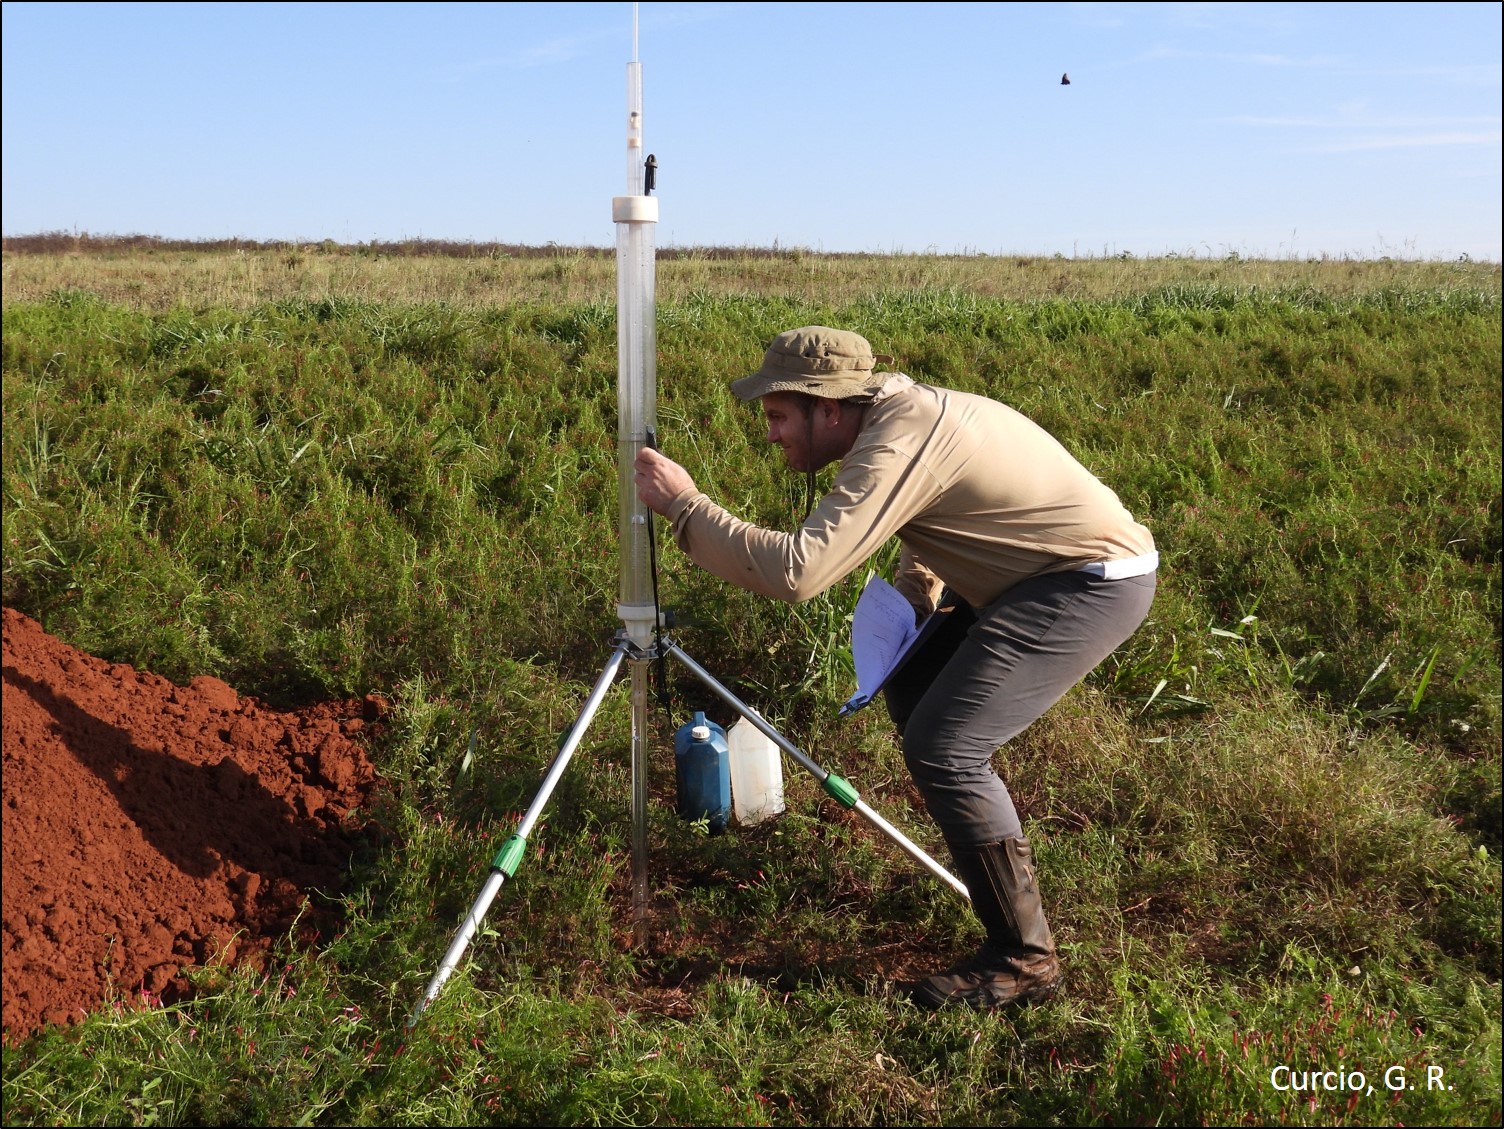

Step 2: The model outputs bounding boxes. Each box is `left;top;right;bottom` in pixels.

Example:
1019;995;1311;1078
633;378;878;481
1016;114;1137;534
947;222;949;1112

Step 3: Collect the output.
2;242;1500;1125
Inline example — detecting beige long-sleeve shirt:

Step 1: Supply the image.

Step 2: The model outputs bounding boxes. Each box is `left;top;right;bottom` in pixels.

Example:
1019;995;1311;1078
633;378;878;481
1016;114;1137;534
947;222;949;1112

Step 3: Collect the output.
663;377;1155;614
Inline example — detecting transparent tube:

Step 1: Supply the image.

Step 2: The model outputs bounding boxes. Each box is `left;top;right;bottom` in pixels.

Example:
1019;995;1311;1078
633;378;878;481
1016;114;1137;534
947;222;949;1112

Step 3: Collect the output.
625;61;643;194
614;59;657;648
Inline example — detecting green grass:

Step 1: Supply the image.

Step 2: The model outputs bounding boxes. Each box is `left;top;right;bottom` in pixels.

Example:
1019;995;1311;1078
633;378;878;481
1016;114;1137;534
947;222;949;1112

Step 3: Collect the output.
2;250;1500;1125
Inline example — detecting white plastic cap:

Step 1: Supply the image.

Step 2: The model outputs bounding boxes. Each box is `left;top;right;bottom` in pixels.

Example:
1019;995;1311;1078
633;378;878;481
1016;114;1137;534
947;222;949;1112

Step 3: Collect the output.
691;725;710;741
612;195;659;223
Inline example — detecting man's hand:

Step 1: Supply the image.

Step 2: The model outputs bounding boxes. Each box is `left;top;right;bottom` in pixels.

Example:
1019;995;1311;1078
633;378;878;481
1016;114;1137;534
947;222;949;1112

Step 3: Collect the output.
634;446;696;515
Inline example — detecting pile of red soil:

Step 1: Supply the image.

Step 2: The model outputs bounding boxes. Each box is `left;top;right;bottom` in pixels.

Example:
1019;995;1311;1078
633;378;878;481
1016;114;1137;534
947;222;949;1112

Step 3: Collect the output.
1;607;384;1044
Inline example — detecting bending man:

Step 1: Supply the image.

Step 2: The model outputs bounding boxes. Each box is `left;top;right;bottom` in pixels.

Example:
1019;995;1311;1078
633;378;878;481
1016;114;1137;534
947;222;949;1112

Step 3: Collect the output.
633;326;1157;1009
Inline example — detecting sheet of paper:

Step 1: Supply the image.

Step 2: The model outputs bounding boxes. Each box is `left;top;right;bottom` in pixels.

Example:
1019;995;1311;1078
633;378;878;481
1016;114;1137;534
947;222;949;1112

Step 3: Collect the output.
840;575;920;716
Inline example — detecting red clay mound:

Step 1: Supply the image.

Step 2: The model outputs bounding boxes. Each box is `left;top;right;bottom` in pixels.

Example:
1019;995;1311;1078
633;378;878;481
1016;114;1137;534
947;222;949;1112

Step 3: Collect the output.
1;607;384;1044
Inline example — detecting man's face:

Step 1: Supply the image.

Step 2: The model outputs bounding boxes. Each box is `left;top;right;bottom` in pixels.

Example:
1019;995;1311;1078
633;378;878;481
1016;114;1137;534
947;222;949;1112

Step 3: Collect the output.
760;392;817;472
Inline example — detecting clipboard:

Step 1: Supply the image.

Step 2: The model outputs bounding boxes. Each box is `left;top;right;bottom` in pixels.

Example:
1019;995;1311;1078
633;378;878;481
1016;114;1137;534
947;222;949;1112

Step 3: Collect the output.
839;577;959;716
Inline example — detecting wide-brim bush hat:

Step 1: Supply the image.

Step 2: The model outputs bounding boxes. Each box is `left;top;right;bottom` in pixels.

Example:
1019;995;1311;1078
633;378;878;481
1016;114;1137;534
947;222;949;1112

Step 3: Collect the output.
730;326;894;401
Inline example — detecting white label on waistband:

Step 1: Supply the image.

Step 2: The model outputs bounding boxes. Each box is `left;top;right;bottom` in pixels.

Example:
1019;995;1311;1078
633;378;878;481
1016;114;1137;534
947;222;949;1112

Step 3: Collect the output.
1077;550;1159;580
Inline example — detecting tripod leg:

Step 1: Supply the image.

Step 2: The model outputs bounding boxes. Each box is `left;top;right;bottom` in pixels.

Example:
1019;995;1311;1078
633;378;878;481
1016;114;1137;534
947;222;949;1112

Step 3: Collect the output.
663;640;969;901
628;654;651;947
408;640;630;1026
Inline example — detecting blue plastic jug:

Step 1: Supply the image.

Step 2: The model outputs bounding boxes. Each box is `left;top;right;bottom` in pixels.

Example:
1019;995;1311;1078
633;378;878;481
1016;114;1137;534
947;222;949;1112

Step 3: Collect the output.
674;711;730;834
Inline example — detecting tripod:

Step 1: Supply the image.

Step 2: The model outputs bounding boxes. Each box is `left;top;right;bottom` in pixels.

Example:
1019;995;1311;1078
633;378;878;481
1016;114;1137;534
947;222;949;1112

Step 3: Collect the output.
409;627;969;1024
407;21;966;1024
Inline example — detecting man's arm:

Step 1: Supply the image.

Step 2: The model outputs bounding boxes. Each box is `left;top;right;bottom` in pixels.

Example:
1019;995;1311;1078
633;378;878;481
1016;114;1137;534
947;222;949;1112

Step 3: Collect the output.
636;443;943;603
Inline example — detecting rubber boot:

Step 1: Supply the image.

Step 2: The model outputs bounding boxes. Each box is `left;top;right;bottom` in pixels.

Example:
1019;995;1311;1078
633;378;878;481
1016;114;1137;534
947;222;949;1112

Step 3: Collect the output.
912;837;1062;1009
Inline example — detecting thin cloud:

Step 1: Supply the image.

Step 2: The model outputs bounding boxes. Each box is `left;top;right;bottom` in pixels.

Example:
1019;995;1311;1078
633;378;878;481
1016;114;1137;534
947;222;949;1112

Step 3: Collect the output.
1135;45;1346;68
1313;130;1503;153
1227;114;1502;130
1163;1;1301;34
435;32;606;82
1361;62;1503;86
510;37;591;68
1221;109;1502;154
1067;1;1128;29
433;5;743;83
1139;45;1501;87
1245;52;1343;68
646;2;745;30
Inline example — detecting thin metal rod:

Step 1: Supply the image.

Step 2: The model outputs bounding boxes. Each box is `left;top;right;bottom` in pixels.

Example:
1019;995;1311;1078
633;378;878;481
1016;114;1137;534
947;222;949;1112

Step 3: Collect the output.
663;641;826;779
629;654;651;946
408;641;629;1025
663;639;969;900
519;641;629;839
848;798;968;898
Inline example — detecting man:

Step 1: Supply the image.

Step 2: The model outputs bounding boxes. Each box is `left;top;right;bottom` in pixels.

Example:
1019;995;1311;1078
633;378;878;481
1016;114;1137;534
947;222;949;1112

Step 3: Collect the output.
633;326;1157;1009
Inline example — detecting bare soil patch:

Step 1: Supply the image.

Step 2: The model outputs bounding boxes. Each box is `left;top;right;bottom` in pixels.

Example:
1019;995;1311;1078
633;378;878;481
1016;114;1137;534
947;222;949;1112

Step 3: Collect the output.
2;607;383;1044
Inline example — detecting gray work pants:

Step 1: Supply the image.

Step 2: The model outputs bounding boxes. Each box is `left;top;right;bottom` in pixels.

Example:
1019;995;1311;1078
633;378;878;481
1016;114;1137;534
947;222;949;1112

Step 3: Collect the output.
884;569;1156;847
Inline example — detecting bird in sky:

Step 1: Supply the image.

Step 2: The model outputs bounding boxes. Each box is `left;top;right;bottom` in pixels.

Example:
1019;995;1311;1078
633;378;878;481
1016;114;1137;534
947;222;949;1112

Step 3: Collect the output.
1061;73;1071;85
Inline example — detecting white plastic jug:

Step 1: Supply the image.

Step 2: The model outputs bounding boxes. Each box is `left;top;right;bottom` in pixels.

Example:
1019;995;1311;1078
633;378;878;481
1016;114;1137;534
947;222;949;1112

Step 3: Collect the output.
727;716;785;826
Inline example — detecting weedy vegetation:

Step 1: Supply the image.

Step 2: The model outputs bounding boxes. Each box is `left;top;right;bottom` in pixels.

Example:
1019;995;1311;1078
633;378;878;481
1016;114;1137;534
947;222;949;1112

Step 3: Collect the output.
2;239;1500;1125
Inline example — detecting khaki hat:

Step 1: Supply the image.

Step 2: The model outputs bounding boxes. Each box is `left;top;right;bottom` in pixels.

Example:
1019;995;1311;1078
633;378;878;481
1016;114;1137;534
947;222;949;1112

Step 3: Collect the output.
730;326;894;401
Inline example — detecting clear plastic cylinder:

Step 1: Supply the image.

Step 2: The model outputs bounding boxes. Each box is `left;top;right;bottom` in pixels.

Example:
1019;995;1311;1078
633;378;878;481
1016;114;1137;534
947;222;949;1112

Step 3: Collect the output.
614;60;657;647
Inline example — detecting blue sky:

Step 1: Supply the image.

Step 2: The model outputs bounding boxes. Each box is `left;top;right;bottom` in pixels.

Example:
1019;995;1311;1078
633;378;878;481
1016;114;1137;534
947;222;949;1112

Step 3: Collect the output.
3;2;1499;260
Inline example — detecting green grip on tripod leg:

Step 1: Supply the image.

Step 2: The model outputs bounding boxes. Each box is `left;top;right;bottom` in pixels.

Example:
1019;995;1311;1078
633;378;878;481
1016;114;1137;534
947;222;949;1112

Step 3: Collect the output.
822;773;859;809
492;835;527;876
